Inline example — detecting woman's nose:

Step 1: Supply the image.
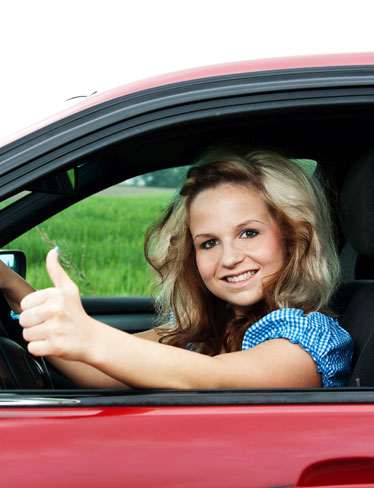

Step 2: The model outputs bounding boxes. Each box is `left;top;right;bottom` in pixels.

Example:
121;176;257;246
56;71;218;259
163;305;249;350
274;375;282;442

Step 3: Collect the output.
220;242;245;268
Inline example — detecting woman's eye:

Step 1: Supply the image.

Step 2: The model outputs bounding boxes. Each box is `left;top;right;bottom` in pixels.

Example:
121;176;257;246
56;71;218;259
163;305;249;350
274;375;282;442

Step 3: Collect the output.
201;239;219;249
240;229;259;239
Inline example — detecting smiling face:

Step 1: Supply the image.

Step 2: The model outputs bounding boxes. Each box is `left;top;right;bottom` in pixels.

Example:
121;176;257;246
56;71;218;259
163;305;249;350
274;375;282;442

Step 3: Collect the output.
189;184;287;315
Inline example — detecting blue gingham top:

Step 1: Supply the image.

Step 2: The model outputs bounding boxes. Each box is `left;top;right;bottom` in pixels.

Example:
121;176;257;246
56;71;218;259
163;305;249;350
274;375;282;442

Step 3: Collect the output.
242;308;353;388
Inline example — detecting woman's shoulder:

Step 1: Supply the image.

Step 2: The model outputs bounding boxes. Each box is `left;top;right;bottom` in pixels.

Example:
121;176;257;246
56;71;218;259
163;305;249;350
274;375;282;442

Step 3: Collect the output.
243;308;351;349
242;308;354;388
247;307;342;329
253;307;337;327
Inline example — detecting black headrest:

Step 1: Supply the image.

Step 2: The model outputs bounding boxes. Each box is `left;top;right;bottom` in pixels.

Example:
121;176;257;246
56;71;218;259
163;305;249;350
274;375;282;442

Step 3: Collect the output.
339;149;374;258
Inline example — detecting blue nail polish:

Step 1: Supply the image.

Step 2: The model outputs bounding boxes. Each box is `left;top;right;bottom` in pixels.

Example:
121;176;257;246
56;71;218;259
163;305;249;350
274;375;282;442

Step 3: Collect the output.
10;311;20;320
56;247;60;253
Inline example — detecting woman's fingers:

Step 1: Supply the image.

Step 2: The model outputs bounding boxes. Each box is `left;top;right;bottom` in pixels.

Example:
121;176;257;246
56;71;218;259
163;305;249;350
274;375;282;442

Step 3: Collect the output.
46;247;77;290
27;340;51;357
21;287;55;310
20;288;63;327
19;308;43;328
22;323;47;342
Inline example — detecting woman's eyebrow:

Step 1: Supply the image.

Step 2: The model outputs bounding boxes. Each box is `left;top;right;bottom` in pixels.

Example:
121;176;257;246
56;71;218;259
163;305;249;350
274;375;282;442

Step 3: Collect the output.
193;232;215;241
235;219;266;229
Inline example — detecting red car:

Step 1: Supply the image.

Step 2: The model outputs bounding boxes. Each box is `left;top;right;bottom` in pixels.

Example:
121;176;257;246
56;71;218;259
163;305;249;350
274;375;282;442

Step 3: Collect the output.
1;53;374;487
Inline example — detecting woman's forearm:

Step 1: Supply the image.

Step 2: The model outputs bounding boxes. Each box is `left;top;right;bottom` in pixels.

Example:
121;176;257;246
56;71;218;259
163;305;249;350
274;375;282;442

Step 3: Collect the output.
45;328;162;388
46;356;131;389
83;319;225;389
0;261;34;312
83;319;321;390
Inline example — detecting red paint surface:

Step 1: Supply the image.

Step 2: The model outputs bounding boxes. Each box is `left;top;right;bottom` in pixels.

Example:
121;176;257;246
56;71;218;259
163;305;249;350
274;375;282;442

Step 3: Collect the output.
1;403;374;487
1;52;374;148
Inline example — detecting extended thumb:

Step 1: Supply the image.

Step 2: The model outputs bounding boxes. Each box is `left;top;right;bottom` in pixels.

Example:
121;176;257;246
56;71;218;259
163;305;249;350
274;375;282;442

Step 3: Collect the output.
46;247;73;288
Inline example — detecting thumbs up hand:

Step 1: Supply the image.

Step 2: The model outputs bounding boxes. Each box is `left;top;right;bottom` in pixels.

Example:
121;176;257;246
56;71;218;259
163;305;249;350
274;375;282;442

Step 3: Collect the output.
20;248;92;361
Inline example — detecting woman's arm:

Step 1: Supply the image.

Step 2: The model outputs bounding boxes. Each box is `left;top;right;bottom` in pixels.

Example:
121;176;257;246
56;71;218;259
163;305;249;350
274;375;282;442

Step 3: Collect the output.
0;260;35;312
19;248;321;389
46;327;162;388
71;321;321;389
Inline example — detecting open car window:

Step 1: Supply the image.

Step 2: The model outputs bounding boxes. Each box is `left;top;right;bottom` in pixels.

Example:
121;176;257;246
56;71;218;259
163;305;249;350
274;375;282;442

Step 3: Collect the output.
3;165;190;296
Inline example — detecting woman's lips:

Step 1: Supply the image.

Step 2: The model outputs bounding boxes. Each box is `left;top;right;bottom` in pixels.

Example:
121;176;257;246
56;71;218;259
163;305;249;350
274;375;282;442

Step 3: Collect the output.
224;269;258;283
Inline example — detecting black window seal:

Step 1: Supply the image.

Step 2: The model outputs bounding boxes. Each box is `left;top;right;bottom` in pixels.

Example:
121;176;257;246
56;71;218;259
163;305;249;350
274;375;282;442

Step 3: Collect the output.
1;387;374;407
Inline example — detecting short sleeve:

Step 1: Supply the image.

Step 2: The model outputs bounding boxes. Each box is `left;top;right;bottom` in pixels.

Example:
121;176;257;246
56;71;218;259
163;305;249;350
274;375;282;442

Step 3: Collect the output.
242;308;353;388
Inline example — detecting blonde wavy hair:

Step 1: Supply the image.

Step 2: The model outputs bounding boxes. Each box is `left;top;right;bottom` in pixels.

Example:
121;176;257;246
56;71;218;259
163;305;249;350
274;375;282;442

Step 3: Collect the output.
144;150;340;355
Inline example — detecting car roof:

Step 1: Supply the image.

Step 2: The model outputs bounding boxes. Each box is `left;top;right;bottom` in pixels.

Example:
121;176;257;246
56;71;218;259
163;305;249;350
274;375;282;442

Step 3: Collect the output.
1;52;374;148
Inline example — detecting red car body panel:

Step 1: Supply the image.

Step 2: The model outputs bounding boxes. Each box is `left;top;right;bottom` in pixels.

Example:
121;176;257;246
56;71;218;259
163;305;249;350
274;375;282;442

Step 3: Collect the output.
1;404;374;487
1;52;374;148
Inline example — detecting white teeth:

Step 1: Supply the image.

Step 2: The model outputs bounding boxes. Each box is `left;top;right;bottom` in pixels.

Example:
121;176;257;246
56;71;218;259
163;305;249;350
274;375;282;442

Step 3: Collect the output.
226;271;256;283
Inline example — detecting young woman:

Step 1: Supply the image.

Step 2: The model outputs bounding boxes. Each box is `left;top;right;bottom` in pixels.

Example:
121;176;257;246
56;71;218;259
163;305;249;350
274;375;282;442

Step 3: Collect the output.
0;150;353;389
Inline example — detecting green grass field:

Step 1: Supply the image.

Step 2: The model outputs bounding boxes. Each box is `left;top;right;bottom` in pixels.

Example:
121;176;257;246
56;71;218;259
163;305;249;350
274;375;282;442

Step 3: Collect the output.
4;191;173;296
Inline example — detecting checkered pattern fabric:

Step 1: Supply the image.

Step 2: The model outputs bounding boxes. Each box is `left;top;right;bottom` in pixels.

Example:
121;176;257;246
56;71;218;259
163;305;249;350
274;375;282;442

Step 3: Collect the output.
242;308;353;388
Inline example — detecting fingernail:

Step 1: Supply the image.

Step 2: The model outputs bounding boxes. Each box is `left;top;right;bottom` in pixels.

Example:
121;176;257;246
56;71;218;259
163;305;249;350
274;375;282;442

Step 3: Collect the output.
56;247;60;253
10;311;20;320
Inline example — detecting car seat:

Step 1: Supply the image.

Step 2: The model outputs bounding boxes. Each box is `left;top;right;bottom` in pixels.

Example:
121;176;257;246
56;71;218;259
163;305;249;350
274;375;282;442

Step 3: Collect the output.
338;148;374;386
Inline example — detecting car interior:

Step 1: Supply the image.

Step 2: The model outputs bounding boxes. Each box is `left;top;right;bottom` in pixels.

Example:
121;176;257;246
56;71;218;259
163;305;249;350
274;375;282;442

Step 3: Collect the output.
0;70;374;398
334;148;374;387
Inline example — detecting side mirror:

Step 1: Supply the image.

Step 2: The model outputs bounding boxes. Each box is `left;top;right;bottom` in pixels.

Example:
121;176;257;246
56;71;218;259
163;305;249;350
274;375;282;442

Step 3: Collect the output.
0;250;26;279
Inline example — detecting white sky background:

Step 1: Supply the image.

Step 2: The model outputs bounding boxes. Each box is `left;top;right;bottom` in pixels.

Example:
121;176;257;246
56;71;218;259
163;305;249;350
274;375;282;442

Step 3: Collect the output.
1;0;374;140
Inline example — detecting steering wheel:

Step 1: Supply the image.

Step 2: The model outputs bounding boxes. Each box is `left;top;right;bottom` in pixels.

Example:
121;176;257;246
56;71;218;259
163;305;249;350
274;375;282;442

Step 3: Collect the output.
0;292;53;388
